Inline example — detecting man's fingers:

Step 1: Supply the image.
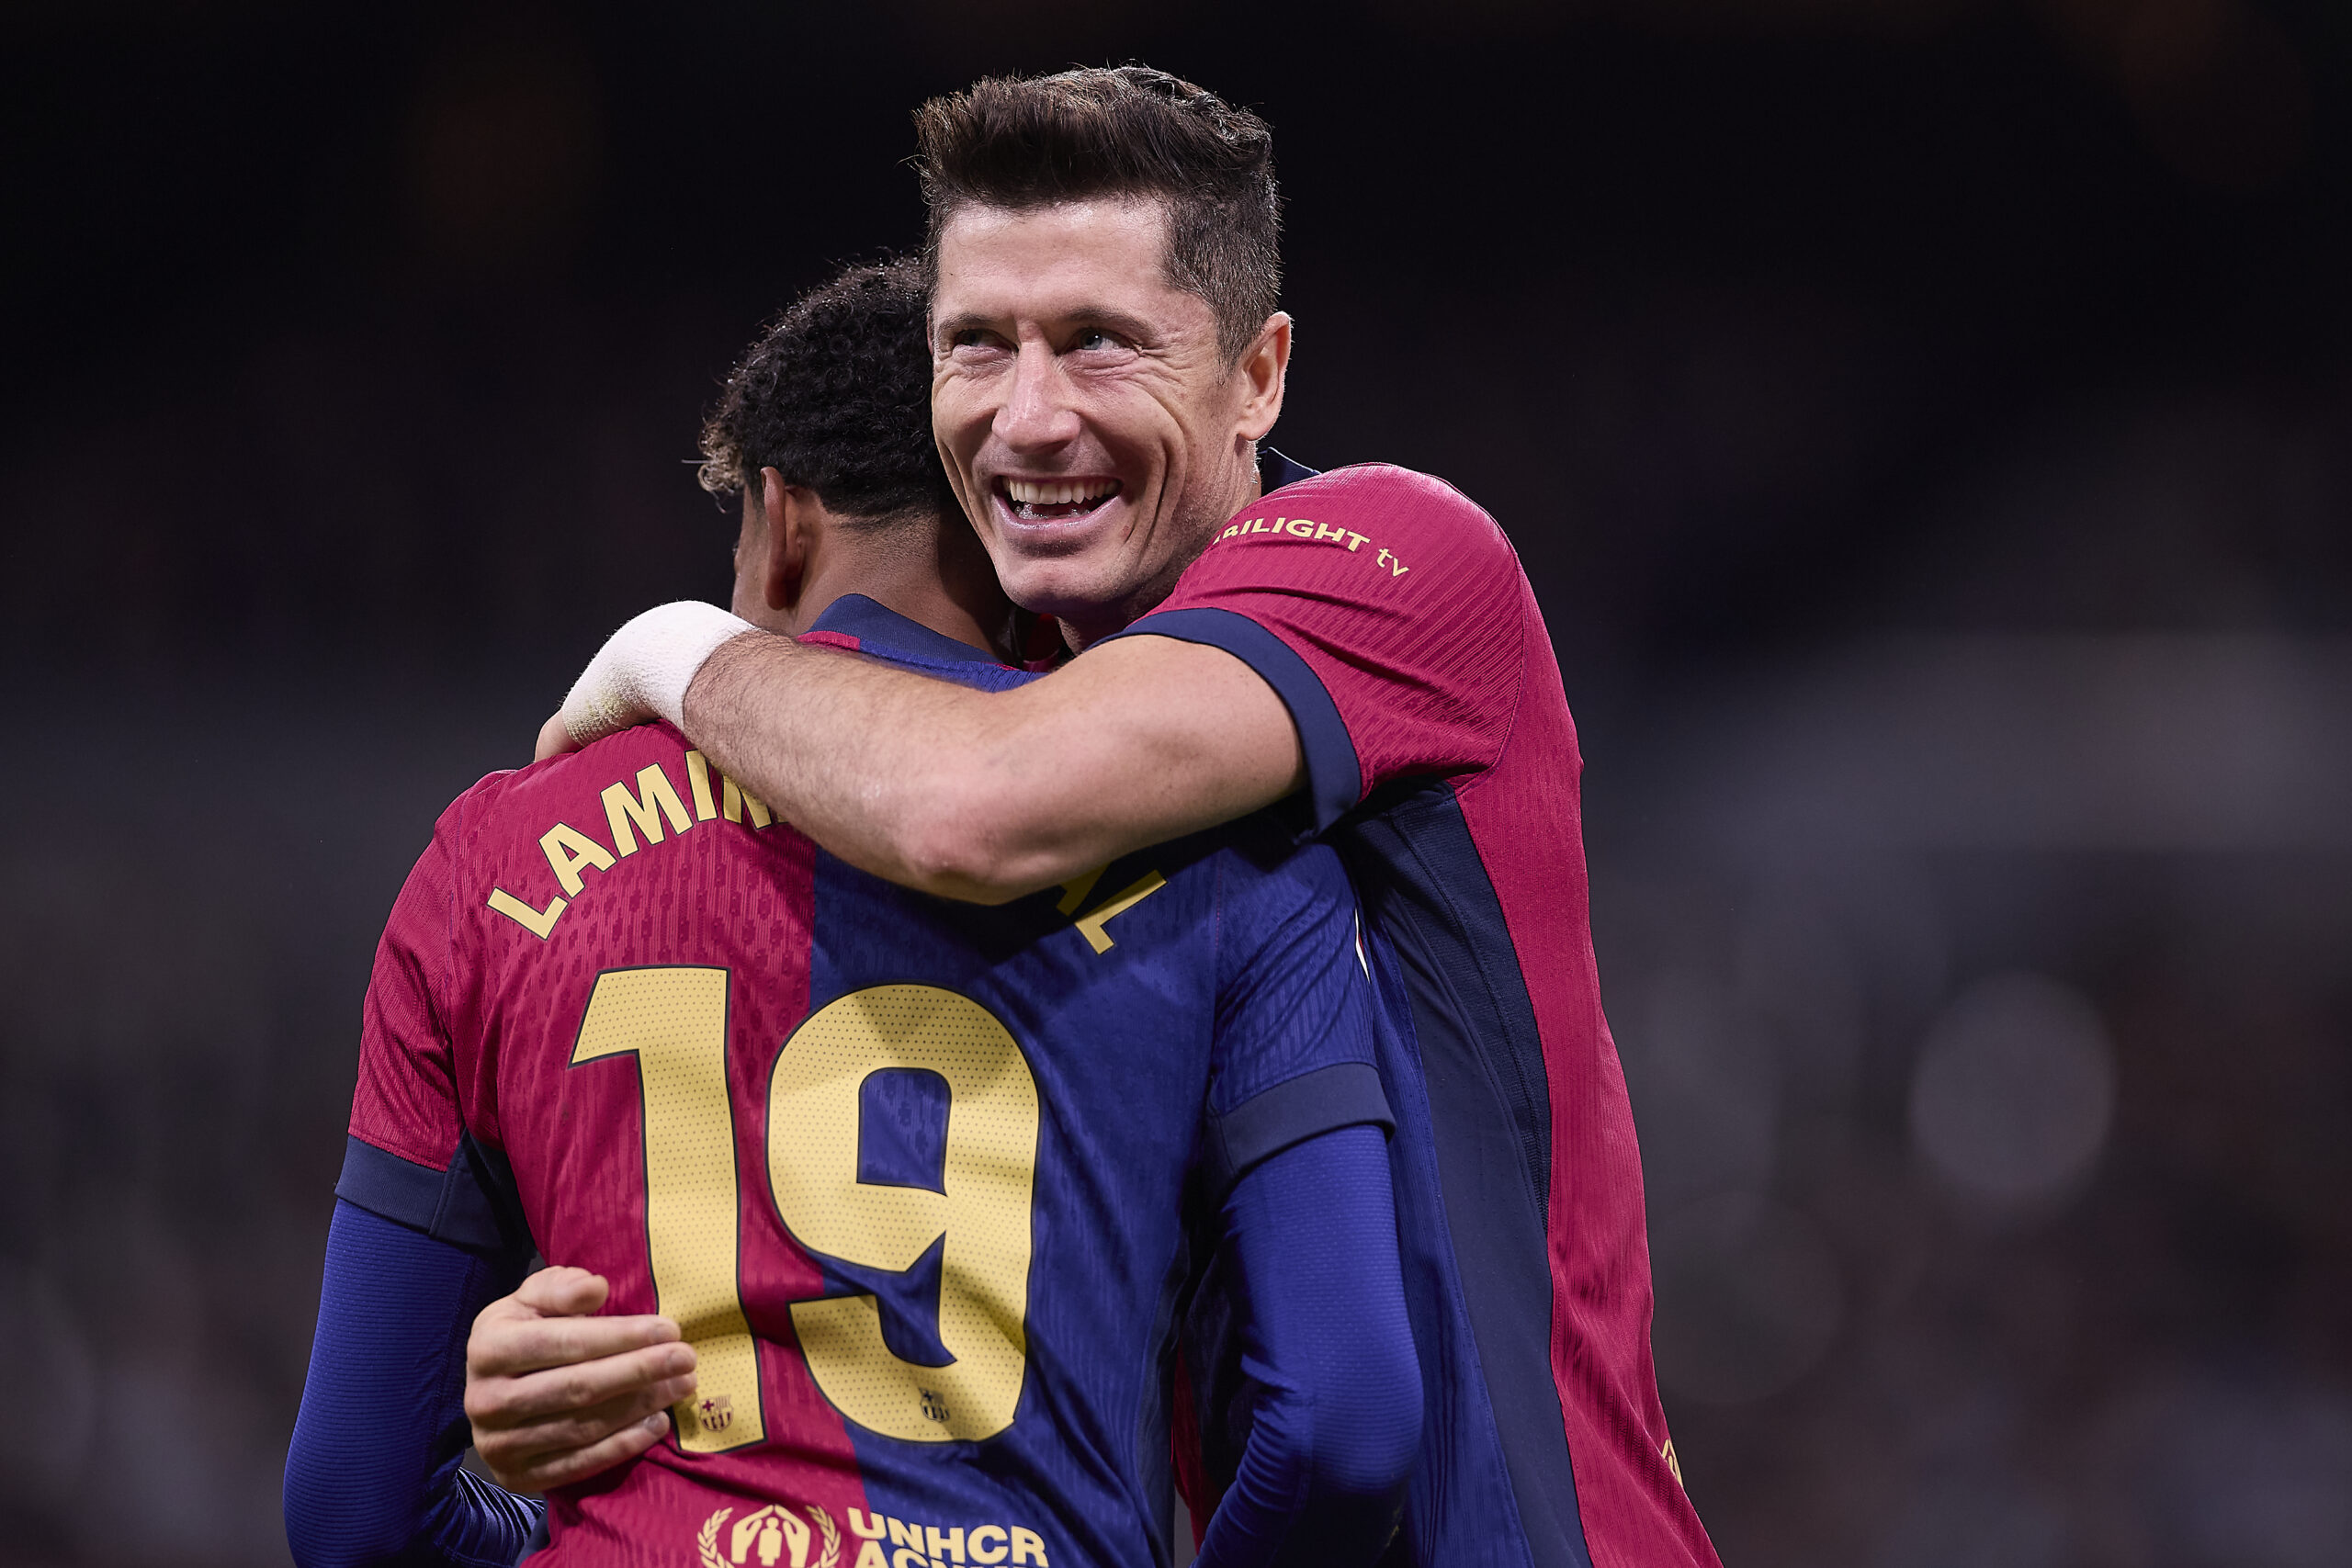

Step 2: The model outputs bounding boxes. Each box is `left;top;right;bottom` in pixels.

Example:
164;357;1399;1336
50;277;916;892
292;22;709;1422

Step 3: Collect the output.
535;711;580;762
474;1371;695;1461
474;1374;690;1492
491;1410;673;1495
471;1314;685;1380
468;1341;696;1426
469;1309;683;1380
513;1266;609;1316
466;1266;612;1348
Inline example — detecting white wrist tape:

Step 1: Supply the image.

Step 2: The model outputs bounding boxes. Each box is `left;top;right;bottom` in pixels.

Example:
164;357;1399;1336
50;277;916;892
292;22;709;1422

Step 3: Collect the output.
559;601;756;747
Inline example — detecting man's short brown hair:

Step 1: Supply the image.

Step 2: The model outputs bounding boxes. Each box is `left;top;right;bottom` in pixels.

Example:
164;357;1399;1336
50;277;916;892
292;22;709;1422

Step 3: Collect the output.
913;65;1282;364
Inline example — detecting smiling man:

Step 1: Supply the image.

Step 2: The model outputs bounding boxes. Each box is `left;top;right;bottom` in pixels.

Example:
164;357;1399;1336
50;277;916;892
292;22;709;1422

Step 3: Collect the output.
506;67;1720;1568
928;193;1274;647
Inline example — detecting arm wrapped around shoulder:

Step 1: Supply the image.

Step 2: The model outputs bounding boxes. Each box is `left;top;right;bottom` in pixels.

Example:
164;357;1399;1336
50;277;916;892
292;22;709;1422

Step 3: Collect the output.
559;601;758;747
1197;1124;1422;1568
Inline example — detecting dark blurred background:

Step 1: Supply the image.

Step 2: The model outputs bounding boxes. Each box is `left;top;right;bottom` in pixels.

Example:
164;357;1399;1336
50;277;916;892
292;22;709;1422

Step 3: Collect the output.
4;1;2348;1563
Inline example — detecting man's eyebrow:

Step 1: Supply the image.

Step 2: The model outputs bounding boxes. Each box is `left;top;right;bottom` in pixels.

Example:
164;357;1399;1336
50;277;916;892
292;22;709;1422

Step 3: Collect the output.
932;309;999;342
933;306;1168;345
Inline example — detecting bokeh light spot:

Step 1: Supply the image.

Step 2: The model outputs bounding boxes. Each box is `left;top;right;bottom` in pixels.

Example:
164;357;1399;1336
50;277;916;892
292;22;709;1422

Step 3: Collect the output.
1910;971;2116;1210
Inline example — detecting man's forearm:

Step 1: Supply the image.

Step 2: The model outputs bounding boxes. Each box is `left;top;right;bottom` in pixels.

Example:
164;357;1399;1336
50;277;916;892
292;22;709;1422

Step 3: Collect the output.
683;632;1023;899
681;629;1305;903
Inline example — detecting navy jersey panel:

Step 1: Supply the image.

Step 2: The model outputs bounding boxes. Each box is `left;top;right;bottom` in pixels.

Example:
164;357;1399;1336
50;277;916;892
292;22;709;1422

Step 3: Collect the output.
801;816;1384;1568
1341;783;1590;1568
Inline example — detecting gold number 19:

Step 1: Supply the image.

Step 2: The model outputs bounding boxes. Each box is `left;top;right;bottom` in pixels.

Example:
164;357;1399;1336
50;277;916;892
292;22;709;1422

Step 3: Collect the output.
566;969;1039;1453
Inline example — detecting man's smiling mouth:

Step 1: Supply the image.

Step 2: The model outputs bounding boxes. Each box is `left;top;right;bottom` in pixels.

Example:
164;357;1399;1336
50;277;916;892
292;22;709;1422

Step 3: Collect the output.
999;477;1122;523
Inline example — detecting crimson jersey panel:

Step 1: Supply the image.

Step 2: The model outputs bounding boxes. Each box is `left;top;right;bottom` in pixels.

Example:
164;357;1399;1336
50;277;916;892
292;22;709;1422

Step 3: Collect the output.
1114;464;1721;1568
341;605;1385;1568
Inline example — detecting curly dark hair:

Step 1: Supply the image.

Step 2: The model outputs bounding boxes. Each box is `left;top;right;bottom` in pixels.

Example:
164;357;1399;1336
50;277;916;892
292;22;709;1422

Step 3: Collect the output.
697;256;954;525
913;65;1282;365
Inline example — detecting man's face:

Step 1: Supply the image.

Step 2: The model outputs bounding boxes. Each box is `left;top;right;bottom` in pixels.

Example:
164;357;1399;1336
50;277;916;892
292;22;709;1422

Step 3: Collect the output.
930;198;1286;646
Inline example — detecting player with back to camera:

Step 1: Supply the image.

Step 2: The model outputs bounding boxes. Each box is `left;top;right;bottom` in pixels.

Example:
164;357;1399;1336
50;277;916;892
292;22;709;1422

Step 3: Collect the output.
281;259;1420;1568
477;67;1724;1568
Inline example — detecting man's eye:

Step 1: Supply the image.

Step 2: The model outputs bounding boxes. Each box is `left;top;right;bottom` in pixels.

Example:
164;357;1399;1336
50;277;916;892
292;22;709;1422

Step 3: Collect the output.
948;325;1021;355
1073;329;1119;352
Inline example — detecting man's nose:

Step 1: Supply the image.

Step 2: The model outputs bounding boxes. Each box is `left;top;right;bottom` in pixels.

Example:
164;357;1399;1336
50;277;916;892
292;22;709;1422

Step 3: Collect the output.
994;339;1081;449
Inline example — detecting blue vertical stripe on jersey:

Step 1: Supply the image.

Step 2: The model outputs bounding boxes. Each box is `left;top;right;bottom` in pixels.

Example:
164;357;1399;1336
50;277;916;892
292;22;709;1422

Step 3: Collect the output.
1341;780;1593;1568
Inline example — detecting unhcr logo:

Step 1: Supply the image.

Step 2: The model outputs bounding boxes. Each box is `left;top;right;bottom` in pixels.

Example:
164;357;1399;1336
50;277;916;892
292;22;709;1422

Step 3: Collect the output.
697;1504;842;1568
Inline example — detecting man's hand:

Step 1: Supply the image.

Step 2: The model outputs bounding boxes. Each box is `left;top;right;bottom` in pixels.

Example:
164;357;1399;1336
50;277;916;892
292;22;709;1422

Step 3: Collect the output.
463;1267;698;1494
545;602;757;761
535;711;579;762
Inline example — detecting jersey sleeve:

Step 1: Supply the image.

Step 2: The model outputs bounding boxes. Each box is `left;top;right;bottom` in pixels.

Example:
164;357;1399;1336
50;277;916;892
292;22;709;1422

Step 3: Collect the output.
285;1200;542;1568
1105;464;1529;833
1200;831;1393;1195
1193;1128;1419;1568
339;807;528;1257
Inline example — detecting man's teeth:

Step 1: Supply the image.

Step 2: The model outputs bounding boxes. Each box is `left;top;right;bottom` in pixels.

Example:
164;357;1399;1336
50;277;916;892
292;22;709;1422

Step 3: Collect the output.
1005;479;1116;507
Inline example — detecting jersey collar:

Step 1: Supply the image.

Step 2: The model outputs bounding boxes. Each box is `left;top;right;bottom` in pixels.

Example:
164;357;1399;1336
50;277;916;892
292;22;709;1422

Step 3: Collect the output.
804;593;1006;668
1261;446;1320;492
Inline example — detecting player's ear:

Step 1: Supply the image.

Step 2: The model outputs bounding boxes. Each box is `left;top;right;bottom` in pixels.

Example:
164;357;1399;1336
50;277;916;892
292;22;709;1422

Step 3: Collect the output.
761;468;809;613
1233;311;1291;442
731;484;762;577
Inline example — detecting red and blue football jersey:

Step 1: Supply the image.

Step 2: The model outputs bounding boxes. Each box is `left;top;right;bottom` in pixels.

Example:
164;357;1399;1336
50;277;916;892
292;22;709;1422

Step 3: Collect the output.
340;599;1392;1568
1114;459;1721;1568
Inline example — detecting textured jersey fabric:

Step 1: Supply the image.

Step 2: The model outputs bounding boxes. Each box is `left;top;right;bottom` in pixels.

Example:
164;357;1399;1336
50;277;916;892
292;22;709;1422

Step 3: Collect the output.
285;1199;542;1568
1112;465;1720;1568
338;596;1402;1568
1196;1126;1419;1567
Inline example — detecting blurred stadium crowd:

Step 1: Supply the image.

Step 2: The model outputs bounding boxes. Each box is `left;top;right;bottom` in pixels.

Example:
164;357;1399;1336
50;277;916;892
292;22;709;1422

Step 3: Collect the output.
2;2;2347;1564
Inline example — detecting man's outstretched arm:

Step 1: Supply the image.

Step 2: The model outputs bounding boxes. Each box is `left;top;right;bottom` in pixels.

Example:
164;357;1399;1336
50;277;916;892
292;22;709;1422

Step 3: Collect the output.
662;625;1303;904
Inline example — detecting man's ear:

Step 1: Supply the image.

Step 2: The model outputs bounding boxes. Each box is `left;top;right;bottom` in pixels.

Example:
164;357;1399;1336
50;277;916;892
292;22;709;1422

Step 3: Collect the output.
761;468;811;613
731;485;763;585
1233;311;1292;442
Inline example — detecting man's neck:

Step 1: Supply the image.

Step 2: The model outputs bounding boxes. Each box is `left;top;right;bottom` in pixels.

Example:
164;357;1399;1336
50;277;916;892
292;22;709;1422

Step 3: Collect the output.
790;540;1018;660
